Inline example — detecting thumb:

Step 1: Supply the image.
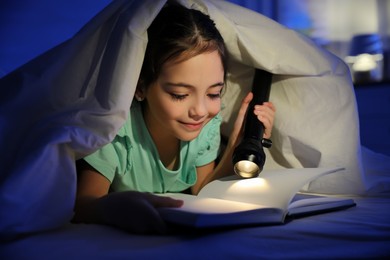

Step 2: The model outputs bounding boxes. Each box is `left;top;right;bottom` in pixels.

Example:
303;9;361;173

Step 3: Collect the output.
232;92;253;137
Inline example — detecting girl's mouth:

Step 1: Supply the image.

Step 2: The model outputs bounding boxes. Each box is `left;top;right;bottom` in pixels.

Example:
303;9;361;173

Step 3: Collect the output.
180;121;204;131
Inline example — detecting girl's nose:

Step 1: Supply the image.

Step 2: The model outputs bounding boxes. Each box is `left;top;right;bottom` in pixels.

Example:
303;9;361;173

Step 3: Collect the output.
189;98;208;120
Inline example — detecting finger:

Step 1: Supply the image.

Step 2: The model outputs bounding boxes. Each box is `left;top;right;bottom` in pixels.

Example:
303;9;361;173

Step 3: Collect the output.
255;114;272;139
99;192;168;234
237;92;253;120
253;110;274;139
232;92;253;135
147;194;184;208
262;102;276;112
254;102;275;136
254;109;274;127
254;104;275;119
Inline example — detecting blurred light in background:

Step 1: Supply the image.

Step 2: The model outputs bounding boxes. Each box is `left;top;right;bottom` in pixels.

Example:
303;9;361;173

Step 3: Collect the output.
345;34;384;83
228;0;390;83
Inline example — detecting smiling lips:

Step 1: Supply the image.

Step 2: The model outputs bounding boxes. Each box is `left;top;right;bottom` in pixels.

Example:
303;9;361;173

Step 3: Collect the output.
180;121;205;131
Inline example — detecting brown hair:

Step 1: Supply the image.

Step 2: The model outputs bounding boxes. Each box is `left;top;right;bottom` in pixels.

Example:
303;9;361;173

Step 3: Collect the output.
138;4;227;89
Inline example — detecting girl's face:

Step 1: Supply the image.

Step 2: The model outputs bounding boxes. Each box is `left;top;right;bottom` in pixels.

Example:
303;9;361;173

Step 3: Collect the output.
142;50;224;142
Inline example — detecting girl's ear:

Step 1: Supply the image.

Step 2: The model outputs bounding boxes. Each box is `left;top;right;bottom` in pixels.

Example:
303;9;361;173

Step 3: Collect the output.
135;85;145;102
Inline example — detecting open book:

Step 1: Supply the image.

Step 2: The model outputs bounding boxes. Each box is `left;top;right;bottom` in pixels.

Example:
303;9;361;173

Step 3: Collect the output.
158;168;356;228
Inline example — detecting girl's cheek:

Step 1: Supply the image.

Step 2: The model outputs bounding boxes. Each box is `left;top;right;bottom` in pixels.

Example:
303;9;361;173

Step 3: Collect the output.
209;102;221;117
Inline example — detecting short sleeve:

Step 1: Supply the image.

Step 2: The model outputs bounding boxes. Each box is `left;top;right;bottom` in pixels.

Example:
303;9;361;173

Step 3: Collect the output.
83;127;129;183
195;114;222;166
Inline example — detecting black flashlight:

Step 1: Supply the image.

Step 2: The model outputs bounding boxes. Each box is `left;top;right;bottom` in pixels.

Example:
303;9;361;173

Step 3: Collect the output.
232;69;273;178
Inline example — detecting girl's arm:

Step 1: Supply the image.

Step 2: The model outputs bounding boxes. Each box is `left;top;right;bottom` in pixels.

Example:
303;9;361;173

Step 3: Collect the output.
73;160;183;233
192;92;275;195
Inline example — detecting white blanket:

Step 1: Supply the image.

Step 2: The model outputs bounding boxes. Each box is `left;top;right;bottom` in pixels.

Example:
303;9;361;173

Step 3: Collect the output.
0;0;389;240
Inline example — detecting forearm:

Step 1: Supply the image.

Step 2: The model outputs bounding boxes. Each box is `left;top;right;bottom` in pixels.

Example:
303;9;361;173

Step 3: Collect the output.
192;141;236;194
212;143;236;181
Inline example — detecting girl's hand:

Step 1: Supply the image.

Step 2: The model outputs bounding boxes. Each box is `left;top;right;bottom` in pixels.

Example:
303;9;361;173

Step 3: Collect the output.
254;101;276;139
228;92;253;148
229;92;276;148
74;163;183;234
199;92;276;185
95;191;183;234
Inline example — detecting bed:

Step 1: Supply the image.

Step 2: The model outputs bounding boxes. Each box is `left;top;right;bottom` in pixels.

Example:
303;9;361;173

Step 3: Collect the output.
2;194;389;259
2;180;390;258
1;0;390;258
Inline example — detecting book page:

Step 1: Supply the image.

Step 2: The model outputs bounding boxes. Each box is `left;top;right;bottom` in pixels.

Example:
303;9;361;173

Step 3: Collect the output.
159;193;285;227
162;193;270;214
287;196;356;216
198;167;343;211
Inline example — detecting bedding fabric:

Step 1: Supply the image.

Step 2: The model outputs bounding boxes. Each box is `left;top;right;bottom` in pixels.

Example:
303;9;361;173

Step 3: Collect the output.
1;195;390;259
1;0;390;241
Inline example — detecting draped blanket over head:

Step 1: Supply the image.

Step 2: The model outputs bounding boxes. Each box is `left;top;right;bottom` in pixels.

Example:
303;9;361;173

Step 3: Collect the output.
0;0;375;239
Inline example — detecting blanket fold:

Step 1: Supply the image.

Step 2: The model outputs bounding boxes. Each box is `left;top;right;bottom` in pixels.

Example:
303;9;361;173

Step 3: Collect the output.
0;0;368;239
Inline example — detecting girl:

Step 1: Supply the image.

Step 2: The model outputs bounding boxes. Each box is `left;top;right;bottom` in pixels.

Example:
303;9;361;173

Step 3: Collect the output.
74;4;275;234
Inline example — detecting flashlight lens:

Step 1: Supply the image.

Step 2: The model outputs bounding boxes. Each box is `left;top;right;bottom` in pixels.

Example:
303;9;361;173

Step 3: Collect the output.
234;160;260;178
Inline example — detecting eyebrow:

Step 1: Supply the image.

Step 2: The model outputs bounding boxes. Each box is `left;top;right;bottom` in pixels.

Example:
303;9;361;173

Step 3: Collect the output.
164;82;225;89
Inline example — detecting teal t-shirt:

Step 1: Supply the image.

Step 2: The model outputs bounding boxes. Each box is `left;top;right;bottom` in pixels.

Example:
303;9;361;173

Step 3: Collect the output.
83;102;221;193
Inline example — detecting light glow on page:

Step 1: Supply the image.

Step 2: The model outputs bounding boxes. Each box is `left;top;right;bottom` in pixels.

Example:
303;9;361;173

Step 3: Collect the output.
227;177;269;191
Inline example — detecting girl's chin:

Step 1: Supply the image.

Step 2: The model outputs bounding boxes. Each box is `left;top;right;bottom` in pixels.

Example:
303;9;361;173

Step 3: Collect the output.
177;133;201;142
176;129;202;142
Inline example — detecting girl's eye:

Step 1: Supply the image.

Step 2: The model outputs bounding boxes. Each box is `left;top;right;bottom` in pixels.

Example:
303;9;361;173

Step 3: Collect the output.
208;93;221;100
170;93;187;101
